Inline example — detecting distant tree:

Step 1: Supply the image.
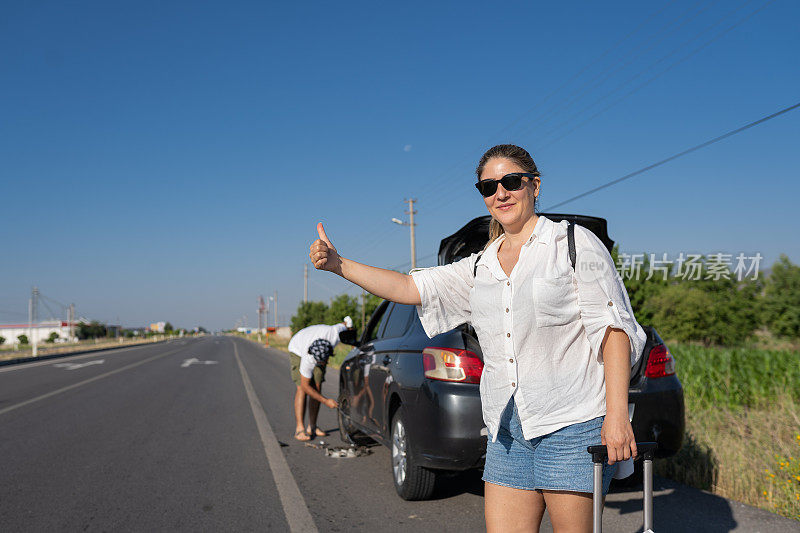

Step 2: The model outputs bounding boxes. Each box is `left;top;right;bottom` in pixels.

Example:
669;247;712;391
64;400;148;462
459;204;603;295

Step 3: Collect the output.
164;322;174;333
77;321;107;340
290;301;329;334
198;326;208;334
614;247;670;326
644;284;715;344
642;259;760;346
763;254;800;338
17;334;29;345
46;332;60;343
325;294;360;328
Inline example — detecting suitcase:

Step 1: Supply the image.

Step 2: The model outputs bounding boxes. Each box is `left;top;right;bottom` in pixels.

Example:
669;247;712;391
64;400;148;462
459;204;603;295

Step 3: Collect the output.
587;441;658;533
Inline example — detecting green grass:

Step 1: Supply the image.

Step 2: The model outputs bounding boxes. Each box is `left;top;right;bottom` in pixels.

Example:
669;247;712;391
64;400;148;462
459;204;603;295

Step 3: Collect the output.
657;344;800;520
671;344;800;410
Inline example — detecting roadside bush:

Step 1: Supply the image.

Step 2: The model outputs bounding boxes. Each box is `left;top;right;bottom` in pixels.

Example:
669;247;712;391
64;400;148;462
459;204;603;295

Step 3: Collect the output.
46;332;60;343
621;252;761;346
17;334;29;345
324;294;360;329
643;284;714;344
291;293;382;336
77;321;107;340
764;255;800;339
615;248;670;326
290;301;329;334
0;336;5;345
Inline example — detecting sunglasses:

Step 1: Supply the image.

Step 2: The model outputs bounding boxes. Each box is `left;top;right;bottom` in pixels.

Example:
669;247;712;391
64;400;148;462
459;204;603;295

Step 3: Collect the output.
475;172;538;197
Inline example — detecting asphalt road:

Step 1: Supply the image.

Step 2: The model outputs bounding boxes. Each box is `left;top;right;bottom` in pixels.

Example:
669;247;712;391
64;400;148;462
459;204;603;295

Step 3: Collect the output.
0;336;797;532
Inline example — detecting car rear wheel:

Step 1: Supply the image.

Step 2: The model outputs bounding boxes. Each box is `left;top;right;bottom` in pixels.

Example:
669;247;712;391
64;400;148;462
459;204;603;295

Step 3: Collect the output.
391;408;436;500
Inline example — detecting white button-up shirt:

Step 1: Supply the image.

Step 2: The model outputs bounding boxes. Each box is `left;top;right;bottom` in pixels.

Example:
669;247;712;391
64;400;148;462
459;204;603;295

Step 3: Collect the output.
288;323;347;379
410;215;646;442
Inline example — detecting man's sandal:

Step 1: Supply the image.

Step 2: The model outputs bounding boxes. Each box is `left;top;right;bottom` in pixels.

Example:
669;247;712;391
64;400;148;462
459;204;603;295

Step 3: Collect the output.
307;427;327;437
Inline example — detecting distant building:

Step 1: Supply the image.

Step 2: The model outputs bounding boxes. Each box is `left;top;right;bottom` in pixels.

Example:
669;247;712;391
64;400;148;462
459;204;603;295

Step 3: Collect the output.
0;321;77;347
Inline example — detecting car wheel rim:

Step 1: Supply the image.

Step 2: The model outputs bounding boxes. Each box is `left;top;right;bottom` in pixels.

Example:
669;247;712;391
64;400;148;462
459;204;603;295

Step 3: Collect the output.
392;418;407;486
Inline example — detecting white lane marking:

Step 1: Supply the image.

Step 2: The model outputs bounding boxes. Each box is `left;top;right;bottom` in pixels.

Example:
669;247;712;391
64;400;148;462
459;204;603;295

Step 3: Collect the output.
233;341;318;533
0;345;190;417
181;358;218;368
0;340;174;374
53;360;104;370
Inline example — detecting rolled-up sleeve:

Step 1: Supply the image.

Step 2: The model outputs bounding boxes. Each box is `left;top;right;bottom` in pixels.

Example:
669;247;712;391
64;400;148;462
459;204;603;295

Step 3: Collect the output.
573;226;646;367
409;254;477;338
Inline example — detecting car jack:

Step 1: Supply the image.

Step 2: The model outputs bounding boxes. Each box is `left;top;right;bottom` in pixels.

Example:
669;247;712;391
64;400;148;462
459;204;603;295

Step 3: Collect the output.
304;440;372;458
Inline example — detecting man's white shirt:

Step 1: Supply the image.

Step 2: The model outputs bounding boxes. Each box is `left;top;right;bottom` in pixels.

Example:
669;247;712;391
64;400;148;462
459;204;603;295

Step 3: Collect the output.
288;323;347;379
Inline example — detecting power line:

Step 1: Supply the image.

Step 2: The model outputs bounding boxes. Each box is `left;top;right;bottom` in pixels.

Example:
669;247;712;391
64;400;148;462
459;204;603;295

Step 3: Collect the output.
534;0;775;150
543;102;800;211
418;0;708;203
507;0;717;145
487;0;685;147
392;252;437;271
327;1;718;261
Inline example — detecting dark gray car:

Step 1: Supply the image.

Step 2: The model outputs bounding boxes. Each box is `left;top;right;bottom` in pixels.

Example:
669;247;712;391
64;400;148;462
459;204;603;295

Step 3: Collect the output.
337;214;685;500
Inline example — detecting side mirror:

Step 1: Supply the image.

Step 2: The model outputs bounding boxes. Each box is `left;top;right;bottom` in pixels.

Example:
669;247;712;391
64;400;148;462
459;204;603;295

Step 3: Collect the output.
339;329;358;346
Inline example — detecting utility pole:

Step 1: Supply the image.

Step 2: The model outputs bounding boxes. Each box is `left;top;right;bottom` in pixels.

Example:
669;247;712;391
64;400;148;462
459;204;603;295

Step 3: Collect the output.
361;290;366;334
391;198;417;270
69;303;75;342
30;286;39;356
303;264;308;303
258;296;265;333
273;290;278;329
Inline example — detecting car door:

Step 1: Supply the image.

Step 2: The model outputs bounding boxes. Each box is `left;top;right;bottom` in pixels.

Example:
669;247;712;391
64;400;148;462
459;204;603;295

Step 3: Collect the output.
352;301;391;429
367;303;417;434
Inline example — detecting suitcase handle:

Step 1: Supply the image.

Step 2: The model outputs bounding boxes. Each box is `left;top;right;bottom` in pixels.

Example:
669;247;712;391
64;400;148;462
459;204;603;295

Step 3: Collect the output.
587;441;658;463
586;441;658;533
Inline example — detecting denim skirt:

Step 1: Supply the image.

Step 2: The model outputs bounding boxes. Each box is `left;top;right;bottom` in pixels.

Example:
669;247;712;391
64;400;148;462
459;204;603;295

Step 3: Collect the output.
482;397;617;494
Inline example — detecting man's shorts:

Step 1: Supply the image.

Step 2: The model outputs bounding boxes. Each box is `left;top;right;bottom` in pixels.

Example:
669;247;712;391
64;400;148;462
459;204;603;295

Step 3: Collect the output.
482;397;617;494
290;353;325;387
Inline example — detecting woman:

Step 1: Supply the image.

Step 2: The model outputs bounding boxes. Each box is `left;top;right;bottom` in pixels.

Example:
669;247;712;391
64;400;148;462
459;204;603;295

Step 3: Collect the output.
309;144;646;532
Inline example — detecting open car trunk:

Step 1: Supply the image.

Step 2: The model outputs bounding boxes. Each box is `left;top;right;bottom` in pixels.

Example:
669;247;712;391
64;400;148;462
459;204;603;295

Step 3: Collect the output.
437;213;615;266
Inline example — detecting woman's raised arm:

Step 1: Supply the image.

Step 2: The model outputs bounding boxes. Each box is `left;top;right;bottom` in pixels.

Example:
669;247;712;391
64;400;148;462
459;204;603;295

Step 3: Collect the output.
309;222;421;306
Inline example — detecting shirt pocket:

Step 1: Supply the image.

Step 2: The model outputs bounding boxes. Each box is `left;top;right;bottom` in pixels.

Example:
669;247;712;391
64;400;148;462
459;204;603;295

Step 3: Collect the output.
531;274;580;327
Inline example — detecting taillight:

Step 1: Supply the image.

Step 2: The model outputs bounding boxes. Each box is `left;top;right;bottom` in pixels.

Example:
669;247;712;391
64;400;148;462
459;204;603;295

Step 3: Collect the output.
645;344;675;378
422;347;483;384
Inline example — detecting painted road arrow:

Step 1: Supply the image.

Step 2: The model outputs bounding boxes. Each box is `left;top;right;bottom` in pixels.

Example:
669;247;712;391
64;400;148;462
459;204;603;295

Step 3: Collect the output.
53;360;105;370
181;358;218;368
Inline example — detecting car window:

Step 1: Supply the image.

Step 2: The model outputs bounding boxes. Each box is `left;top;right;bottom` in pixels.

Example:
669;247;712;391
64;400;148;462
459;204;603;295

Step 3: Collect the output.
381;303;415;339
365;302;391;343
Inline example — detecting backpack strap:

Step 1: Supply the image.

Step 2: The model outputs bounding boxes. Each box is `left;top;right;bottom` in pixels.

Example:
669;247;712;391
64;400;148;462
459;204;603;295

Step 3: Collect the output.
475;222;577;276
473;252;483;277
567;222;576;270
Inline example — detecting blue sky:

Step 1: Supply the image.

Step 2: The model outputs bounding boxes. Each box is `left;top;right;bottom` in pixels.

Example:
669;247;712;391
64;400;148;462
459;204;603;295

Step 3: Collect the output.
1;0;798;330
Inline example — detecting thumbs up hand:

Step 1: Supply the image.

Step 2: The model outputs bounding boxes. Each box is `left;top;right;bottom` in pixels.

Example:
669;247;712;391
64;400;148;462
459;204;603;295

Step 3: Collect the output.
310;222;343;274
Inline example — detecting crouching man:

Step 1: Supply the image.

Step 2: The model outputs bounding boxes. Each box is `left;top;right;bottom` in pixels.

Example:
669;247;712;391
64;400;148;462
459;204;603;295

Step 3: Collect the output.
288;316;353;441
